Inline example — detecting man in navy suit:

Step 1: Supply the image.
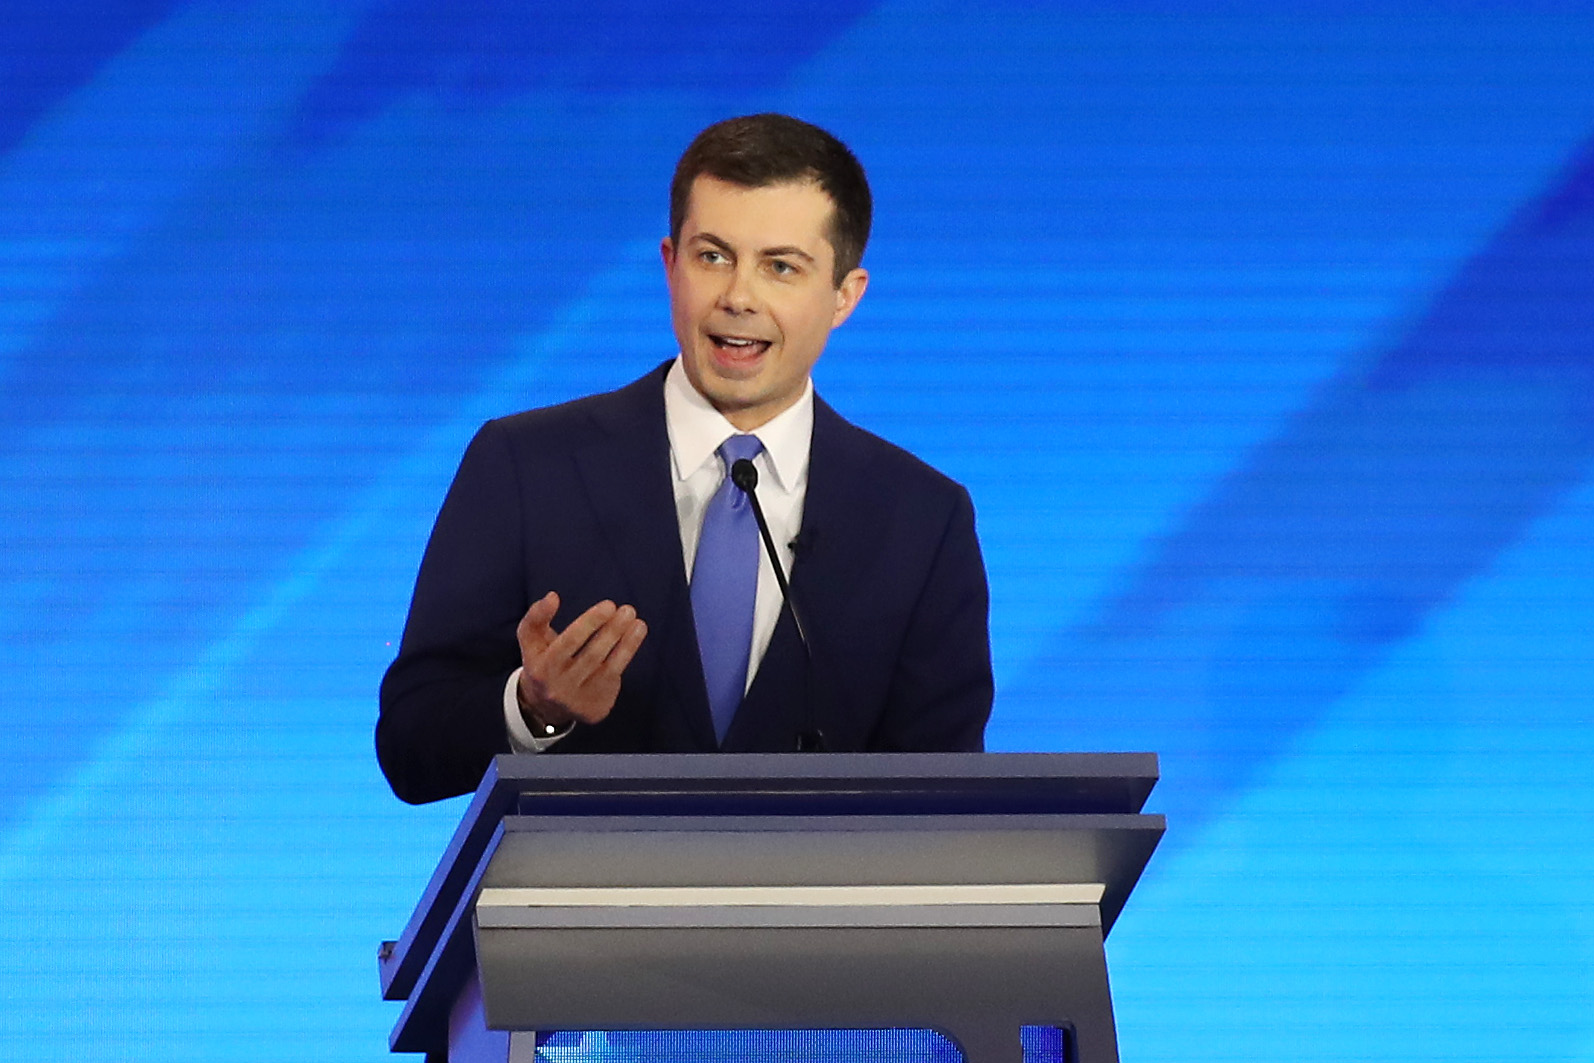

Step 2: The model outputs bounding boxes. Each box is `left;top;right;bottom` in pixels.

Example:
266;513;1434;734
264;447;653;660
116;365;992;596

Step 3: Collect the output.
378;115;992;804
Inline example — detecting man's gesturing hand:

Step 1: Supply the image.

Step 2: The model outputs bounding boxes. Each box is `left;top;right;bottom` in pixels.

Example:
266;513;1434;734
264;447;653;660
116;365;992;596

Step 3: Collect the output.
515;592;648;731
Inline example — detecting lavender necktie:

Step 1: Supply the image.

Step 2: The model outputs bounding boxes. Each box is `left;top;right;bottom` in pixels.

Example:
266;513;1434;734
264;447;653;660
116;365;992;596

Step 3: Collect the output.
690;434;765;744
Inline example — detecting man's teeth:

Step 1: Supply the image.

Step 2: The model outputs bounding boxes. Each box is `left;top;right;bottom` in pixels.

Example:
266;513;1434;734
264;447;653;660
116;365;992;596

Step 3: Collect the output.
720;337;758;347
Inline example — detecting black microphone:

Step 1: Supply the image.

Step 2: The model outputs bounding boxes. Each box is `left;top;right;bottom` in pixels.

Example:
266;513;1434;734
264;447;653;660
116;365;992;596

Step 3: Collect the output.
730;458;826;752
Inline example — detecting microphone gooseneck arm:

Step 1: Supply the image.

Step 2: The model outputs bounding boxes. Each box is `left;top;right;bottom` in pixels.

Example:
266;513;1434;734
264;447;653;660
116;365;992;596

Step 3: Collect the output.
730;458;809;651
730;457;825;751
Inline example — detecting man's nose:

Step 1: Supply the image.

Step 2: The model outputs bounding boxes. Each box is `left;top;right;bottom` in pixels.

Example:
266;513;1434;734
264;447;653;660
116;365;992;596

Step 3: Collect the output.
717;264;759;313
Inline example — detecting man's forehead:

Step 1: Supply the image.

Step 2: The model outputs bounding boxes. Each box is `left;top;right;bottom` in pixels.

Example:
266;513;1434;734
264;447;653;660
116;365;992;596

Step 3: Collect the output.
681;175;836;242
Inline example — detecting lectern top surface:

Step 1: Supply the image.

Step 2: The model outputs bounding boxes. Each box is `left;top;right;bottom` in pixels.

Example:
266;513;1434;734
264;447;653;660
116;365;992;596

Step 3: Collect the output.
494;751;1156;782
497;752;1159;818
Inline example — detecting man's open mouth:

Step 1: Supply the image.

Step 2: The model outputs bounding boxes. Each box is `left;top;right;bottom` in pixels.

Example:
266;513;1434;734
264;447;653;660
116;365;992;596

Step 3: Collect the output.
709;334;772;357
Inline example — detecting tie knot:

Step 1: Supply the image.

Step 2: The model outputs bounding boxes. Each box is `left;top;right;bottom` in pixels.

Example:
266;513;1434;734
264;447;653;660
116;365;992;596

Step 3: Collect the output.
718;434;764;467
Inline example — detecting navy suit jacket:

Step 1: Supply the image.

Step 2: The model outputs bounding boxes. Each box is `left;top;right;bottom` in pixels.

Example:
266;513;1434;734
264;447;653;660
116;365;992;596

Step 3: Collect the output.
377;363;993;803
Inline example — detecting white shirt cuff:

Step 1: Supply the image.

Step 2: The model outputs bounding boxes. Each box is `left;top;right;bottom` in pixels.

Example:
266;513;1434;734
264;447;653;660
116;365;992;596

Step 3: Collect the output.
503;667;573;752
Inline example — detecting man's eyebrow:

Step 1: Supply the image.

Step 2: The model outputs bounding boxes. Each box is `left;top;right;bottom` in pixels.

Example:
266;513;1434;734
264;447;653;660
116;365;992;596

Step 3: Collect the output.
760;245;817;264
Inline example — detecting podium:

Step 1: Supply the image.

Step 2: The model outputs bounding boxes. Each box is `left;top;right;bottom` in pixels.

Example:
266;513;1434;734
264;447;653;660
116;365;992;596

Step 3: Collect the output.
379;753;1163;1063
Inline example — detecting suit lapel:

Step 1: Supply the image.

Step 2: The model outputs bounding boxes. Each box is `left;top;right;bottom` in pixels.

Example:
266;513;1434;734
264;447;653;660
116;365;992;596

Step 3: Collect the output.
795;397;893;600
572;366;717;750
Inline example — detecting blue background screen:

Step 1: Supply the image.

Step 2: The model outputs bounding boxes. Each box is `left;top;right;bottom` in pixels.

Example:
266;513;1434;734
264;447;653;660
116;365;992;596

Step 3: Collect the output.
2;2;1592;1059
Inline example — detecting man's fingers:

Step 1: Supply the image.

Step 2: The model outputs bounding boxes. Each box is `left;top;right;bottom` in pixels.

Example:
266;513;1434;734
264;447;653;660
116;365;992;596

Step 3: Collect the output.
563;605;637;685
517;591;560;647
601;617;648;678
547;599;618;659
527;590;559;623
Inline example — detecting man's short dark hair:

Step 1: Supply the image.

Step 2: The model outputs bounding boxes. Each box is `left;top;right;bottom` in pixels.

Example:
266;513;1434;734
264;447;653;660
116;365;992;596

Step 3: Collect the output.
670;113;872;287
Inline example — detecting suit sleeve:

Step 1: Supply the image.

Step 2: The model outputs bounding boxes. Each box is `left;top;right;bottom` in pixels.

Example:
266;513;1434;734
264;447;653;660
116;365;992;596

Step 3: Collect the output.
867;484;994;752
377;421;527;803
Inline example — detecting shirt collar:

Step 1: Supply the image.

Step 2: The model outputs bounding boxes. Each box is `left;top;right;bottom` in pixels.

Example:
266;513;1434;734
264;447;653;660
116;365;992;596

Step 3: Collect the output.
664;356;813;493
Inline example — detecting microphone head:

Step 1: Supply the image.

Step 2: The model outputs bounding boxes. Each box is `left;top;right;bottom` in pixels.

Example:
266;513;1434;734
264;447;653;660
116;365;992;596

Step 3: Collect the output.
730;458;759;493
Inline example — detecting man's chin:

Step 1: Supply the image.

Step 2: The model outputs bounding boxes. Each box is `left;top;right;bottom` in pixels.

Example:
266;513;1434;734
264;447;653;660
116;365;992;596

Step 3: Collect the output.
688;370;776;423
699;377;765;412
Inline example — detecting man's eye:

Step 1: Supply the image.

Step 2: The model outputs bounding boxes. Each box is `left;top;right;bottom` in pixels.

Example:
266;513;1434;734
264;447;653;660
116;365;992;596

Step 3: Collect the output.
769;259;797;276
700;250;727;264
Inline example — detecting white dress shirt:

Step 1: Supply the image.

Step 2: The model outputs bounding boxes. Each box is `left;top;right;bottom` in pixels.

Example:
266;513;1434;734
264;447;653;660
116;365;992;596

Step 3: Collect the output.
504;357;812;750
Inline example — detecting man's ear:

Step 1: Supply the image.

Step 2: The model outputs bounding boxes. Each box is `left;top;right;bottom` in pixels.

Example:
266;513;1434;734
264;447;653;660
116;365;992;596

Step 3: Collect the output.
831;267;869;328
660;236;676;273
